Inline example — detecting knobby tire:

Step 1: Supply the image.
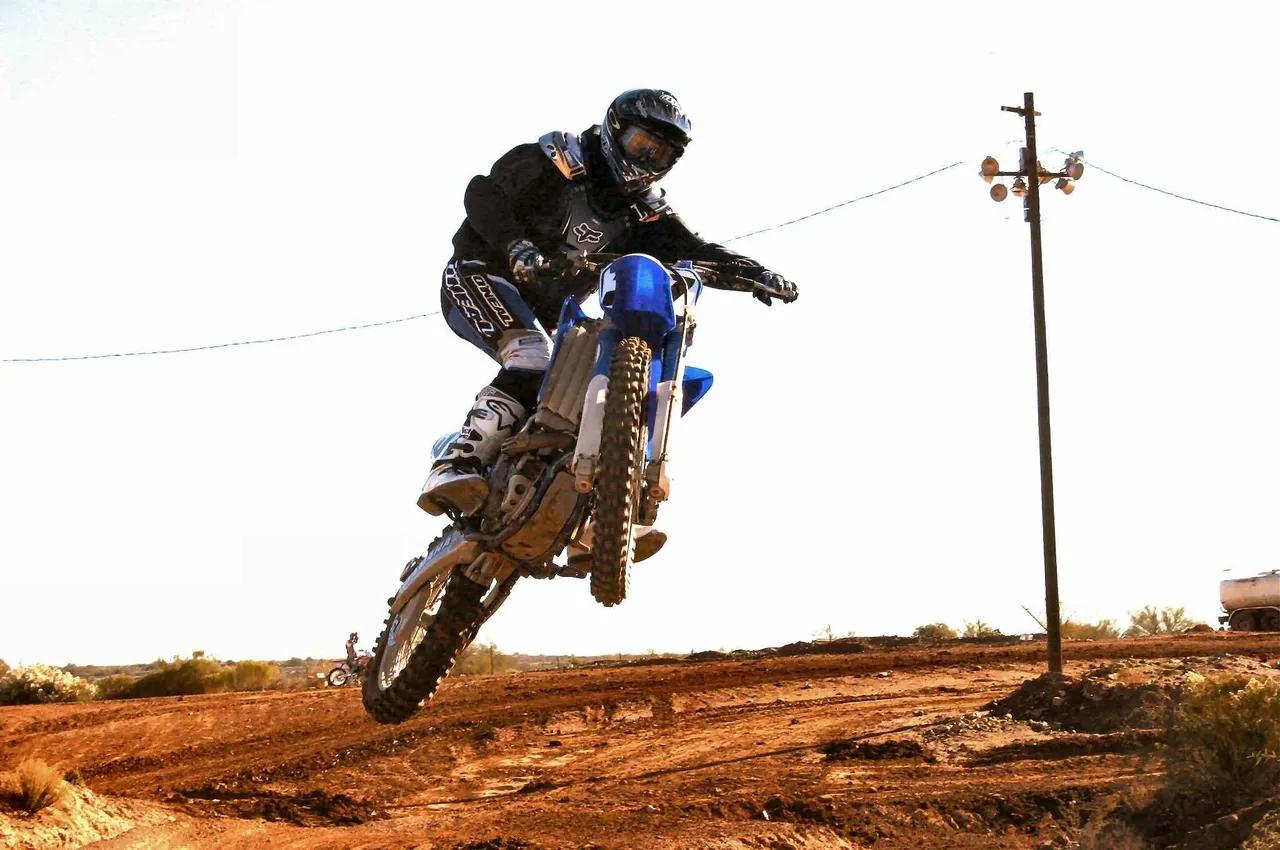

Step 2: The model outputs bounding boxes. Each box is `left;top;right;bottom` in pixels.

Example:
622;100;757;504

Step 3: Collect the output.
362;570;486;724
590;335;651;607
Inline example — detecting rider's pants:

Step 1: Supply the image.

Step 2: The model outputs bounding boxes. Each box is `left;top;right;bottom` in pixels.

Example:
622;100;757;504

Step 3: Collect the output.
438;259;553;409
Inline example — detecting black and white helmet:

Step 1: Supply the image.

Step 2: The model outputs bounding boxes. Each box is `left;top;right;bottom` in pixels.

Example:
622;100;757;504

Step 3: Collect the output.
599;89;692;195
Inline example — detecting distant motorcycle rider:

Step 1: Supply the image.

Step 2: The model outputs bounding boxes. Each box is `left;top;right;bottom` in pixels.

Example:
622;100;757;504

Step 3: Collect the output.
345;632;359;665
419;89;797;541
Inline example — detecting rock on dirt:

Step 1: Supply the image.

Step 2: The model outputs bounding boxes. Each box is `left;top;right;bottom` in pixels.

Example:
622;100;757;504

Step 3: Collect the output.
820;738;936;763
920;710;1020;740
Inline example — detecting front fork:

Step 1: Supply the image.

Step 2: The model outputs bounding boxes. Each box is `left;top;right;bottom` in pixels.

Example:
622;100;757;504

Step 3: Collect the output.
641;318;689;522
571;316;692;520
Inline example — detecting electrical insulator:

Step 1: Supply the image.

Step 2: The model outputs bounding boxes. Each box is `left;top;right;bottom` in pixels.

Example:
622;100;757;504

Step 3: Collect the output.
980;156;999;183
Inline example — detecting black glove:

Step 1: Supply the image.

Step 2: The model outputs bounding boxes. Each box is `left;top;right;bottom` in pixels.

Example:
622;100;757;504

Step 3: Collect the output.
752;270;798;306
506;238;547;285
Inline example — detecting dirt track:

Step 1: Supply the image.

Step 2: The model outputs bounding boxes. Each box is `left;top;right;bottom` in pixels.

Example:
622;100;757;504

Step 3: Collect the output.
5;632;1280;849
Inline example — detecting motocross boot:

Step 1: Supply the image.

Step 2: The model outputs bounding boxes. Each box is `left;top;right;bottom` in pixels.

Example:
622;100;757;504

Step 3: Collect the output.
566;525;668;574
418;386;527;517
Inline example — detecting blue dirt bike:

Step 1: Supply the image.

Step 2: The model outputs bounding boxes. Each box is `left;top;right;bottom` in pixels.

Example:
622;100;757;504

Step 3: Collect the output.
362;252;796;723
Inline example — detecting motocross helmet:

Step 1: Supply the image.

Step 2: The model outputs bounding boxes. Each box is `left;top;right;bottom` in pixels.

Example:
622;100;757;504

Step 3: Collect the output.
599;89;692;195
349;632;358;641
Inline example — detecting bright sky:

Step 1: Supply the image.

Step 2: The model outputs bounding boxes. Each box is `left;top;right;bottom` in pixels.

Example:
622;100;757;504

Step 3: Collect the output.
2;1;1277;667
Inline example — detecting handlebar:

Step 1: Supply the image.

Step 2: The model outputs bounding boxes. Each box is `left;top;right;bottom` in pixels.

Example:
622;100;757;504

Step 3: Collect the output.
544;253;798;304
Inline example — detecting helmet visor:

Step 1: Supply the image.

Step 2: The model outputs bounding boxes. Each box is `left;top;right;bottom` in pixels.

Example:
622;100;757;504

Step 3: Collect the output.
618;124;682;171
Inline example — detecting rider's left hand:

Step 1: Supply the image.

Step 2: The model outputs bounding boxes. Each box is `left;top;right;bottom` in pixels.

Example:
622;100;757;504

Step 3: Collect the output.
752;270;798;306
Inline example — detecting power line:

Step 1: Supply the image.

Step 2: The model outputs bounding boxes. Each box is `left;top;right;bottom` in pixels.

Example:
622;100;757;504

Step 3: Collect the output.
1048;147;1279;223
0;312;437;363
0;158;968;364
720;160;965;242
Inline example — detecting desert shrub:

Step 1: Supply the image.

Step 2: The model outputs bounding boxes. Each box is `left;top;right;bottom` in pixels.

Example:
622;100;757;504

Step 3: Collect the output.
1243;810;1280;850
962;618;1002;638
214;660;280;692
0;664;97;705
1163;674;1280;810
1076;818;1151;850
1061;618;1121;640
0;659;9;678
93;675;138;700
129;655;225;698
912;623;957;641
1124;605;1204;637
17;758;66;813
454;642;518;676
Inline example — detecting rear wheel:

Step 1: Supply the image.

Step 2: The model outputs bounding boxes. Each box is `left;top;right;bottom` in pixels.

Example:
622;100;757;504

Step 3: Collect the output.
362;569;486;724
591;336;651;607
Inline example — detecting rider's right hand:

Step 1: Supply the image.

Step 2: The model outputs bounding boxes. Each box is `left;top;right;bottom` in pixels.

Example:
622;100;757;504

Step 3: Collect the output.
507;239;548;285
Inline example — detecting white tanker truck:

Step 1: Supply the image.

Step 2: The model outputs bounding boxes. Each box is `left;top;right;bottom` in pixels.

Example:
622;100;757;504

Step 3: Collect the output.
1220;571;1280;631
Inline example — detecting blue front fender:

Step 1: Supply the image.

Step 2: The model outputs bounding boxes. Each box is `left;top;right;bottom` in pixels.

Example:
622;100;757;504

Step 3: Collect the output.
600;254;677;345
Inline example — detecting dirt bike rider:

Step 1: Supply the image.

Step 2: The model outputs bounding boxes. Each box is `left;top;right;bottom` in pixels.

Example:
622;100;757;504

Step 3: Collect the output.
419;89;797;560
345;632;359;666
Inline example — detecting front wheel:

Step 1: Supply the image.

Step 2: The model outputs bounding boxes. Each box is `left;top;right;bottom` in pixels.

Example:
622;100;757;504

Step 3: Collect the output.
327;667;349;688
362;569;486;724
591;335;651;607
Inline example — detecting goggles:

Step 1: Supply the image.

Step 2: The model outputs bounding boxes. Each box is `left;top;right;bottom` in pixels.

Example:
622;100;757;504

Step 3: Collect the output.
618;124;683;171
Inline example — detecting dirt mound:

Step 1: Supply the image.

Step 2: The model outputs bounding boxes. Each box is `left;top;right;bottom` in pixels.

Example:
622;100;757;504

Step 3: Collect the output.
820;737;935;763
984;672;1182;732
0;783;166;850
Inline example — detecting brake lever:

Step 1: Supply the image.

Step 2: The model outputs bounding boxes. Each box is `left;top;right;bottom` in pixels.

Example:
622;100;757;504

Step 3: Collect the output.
760;284;799;304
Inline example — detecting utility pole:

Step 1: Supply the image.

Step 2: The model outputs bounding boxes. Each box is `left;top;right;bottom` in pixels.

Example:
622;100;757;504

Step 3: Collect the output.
979;93;1085;675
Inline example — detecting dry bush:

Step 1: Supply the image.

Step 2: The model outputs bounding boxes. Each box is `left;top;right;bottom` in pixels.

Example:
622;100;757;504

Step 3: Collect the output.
93;675;137;700
1124;606;1204;637
962;618;1001;638
129;656;285;696
455;642;518;676
17;758;66;813
1242;810;1280;849
0;659;9;678
1163;674;1280;810
912;623;957;641
0;664;97;705
129;656;225;698
1075;817;1151;850
214;660;280;692
1061;618;1121;640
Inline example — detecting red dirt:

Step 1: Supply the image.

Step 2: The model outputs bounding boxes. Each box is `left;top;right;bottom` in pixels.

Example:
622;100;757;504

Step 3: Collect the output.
5;632;1280;848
